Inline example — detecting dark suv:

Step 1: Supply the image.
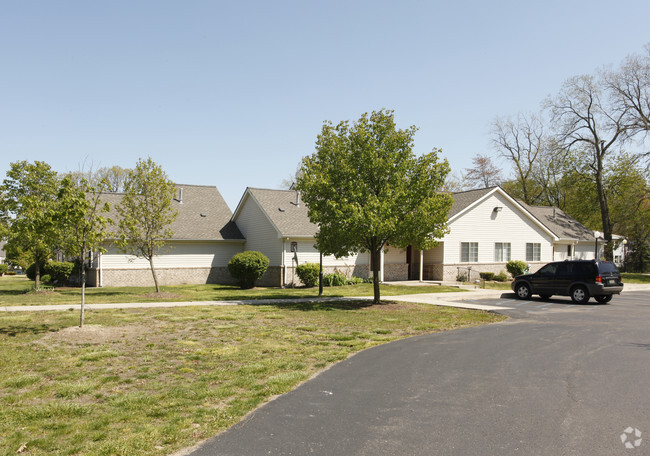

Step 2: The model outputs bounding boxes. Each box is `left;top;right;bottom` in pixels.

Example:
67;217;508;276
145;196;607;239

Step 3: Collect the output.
511;260;623;304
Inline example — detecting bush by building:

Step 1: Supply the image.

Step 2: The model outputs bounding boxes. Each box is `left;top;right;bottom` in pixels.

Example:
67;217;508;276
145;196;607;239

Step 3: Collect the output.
506;260;528;278
227;251;270;289
296;263;320;287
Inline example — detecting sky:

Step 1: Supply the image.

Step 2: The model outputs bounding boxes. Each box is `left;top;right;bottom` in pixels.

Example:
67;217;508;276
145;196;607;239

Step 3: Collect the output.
1;0;649;210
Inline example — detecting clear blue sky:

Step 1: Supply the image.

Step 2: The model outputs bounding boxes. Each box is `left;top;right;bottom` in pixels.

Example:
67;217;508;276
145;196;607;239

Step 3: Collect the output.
1;0;648;209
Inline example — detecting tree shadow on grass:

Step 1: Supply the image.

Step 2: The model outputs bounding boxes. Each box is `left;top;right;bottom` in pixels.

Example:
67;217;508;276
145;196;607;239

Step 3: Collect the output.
251;299;384;312
0;324;60;337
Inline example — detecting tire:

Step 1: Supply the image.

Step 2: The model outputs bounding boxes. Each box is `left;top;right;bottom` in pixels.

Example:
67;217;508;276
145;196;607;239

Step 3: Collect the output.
570;285;590;304
515;282;532;300
595;294;613;304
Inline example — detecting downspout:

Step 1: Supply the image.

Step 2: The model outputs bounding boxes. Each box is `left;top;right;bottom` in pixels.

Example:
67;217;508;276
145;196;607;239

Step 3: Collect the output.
282;238;286;287
98;251;103;287
419;249;424;282
379;248;385;282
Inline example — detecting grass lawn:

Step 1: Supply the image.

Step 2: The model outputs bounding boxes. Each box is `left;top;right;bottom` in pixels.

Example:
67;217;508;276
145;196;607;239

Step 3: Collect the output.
621;272;650;283
0;300;506;456
0;276;464;307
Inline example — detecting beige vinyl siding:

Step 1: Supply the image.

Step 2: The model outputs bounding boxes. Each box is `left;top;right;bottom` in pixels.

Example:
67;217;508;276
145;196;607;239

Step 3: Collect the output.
100;241;244;269
443;192;553;263
234;194;283;265
284;239;369;267
574;243;597;260
384;246;406;264
423;244;444;263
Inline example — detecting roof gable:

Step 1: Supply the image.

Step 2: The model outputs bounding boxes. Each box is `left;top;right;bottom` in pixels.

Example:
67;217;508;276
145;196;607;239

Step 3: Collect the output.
232;188;317;238
448;186;558;240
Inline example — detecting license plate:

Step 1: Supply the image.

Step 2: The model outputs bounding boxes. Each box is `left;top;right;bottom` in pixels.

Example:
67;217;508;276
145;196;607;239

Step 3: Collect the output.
607;279;616;285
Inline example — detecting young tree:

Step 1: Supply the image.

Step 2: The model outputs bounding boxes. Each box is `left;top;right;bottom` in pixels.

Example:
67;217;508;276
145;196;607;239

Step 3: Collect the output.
297;110;453;304
0;161;61;288
116;158;178;292
463;154;502;189
58;177;111;327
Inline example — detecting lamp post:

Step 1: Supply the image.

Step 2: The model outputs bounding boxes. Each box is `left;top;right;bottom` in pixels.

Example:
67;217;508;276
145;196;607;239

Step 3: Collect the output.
318;251;323;296
594;236;604;260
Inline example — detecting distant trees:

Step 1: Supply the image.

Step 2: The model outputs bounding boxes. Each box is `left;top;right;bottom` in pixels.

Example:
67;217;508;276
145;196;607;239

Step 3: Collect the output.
463;154;502;189
0;161;62;288
492;45;650;264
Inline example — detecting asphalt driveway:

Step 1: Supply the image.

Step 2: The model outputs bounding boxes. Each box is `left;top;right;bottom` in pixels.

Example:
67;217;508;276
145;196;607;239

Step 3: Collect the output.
180;291;649;456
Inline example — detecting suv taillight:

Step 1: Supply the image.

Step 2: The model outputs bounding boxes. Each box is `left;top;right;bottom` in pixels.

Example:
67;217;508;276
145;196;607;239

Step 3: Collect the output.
595;276;602;283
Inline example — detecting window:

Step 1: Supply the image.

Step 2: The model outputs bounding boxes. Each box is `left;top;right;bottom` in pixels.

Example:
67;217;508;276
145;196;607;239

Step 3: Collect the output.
461;242;478;262
494;243;511;262
567;245;573;257
526;243;541;261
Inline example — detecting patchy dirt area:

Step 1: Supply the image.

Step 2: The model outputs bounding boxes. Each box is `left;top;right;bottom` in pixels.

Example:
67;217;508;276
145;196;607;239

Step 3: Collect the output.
39;324;147;345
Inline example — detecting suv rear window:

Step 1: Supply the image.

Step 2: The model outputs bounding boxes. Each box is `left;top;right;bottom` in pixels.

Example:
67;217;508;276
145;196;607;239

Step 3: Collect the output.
597;262;619;274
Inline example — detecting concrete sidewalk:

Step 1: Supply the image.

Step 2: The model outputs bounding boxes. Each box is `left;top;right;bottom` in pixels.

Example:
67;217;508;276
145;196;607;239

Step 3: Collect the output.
1;284;648;313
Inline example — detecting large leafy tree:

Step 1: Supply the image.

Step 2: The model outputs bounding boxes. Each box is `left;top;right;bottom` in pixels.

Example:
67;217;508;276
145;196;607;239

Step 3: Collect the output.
116;157;178;292
297;110;453;304
58;177;111;326
0;161;61;288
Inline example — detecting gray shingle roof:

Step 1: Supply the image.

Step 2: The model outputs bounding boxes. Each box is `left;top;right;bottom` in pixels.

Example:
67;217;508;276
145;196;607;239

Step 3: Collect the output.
245;188;318;237
447;187;496;218
519;203;595;241
103;184;244;241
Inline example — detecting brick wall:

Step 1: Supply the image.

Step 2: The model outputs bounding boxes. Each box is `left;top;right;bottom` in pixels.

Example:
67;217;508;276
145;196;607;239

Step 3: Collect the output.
95;267;237;287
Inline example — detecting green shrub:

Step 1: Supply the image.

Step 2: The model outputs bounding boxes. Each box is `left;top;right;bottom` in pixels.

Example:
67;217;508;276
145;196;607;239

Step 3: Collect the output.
456;271;468;282
227;251;270;289
44;261;75;283
506;260;529;277
346;276;363;285
26;263;37;281
479;272;495;281
323;272;347;287
0;264;8;275
40;274;52;284
494;272;509;282
296;263;320;287
5;270;17;276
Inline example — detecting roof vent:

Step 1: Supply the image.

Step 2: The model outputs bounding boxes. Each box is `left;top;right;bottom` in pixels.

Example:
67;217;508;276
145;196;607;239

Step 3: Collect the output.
200;213;207;217
295;190;301;207
178;188;183;204
279;208;286;212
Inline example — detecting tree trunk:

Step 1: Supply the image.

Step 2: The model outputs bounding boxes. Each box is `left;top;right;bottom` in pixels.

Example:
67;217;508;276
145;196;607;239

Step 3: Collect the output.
149;257;160;293
34;260;40;289
370;240;381;304
80;251;86;327
595;161;613;261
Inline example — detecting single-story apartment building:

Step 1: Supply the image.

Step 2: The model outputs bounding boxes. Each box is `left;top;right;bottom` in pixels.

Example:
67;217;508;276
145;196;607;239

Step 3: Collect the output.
88;184;612;287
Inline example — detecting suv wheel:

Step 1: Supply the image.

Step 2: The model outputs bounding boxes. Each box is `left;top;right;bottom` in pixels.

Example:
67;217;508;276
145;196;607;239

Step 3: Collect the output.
595;294;613;304
515;282;531;300
571;285;590;304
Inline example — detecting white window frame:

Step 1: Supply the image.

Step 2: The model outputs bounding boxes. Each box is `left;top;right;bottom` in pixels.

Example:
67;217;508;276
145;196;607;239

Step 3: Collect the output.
526;243;541;262
494;242;511;262
461;242;478;262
